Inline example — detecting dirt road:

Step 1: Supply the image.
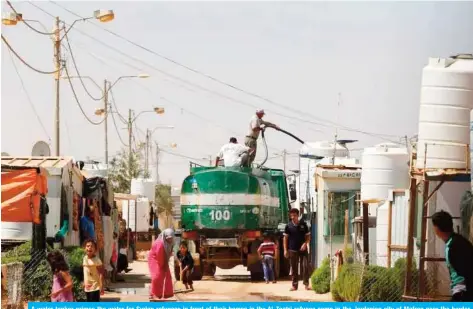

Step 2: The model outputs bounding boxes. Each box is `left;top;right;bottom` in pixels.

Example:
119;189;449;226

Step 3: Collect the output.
104;261;331;302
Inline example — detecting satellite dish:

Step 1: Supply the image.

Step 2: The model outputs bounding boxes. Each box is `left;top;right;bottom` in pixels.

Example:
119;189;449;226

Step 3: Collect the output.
31;141;51;157
1;152;10;157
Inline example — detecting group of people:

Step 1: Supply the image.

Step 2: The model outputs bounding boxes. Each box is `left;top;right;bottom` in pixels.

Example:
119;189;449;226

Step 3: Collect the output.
44;209;472;302
215;109;279;167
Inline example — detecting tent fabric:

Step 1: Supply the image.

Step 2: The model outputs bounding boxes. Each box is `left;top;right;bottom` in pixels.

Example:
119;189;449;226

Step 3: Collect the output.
1;168;48;224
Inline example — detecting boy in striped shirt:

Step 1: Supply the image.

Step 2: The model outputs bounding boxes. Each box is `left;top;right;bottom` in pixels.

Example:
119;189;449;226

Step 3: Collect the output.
258;233;278;284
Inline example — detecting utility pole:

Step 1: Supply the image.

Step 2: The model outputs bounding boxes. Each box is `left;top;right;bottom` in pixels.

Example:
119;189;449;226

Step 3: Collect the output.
54;17;61;156
128;109;133;193
155;142;160;184
282;149;287;173
331;93;341;165
104;79;109;165
145;129;150;177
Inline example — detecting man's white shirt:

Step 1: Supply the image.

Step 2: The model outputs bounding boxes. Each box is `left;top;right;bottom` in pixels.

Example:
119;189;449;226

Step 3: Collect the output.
217;143;250;167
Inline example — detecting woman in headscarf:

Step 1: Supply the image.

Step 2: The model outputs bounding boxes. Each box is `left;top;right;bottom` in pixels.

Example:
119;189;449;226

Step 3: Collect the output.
148;228;175;301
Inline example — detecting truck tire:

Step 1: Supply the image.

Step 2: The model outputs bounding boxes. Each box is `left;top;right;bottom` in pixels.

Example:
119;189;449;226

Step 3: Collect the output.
279;236;290;277
203;263;216;277
250;270;264;281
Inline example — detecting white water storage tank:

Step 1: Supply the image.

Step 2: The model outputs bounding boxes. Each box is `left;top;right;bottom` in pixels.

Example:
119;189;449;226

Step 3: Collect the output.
361;143;409;202
300;141;349;158
131;178;156;201
416;55;473;169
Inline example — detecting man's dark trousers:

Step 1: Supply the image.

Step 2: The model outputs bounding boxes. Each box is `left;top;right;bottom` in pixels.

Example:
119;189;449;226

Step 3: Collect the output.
289;250;309;289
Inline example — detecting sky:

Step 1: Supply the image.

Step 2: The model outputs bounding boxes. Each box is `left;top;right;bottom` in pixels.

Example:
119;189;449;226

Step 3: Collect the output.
2;1;473;187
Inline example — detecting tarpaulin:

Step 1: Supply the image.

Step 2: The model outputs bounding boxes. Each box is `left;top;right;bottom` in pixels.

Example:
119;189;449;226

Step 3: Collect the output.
1;168;48;223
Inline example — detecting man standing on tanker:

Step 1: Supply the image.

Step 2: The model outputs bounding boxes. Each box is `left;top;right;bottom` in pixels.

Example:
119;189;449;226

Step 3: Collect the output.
245;109;280;167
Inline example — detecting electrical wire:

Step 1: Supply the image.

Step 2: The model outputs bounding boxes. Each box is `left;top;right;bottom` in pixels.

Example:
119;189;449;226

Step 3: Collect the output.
109;103;128;147
63;24;105;101
49;0;405;140
6;1;56;35
63;65;107;125
6;47;51;142
1;34;61;75
108;88;128;124
159;148;206;162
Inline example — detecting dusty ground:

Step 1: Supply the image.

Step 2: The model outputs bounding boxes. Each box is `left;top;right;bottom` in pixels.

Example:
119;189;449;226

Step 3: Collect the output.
103;260;332;302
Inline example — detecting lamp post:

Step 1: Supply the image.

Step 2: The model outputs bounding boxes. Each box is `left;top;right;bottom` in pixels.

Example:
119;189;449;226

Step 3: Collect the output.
64;74;150;164
2;9;115;156
96;107;166;193
145;126;175;178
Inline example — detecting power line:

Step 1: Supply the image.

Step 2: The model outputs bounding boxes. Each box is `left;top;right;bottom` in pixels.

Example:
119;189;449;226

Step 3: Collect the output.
1;34;61;75
109;102;128;147
6;47;51;142
63;24;105;101
64;36;284;152
63;65;107;125
159;148;206;162
48;0;404;140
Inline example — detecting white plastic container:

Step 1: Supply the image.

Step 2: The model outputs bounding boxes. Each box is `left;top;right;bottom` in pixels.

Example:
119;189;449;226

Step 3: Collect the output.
361;143;409;202
416;55;473;169
136;198;151;232
131;178;156;201
300;141;349;158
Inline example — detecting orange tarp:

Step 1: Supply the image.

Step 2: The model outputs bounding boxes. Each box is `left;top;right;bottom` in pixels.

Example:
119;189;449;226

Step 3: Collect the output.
1;168;48;223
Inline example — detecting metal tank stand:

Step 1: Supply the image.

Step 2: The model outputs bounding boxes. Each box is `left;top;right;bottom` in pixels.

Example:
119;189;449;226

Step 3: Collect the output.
403;145;470;301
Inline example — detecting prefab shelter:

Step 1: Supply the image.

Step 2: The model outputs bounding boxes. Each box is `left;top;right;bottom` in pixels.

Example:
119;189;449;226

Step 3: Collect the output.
1;157;83;246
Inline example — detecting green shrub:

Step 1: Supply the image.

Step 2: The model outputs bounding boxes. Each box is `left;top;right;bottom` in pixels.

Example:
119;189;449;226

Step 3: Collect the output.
331;263;362;302
311;257;331;294
359;265;402;302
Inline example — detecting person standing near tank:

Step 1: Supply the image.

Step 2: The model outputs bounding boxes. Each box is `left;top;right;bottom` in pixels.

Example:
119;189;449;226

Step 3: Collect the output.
432;210;473;301
244;109;279;167
284;208;311;291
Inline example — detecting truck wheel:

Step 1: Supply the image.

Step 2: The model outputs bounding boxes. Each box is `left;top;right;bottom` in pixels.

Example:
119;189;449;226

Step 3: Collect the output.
203;263;216;277
250;270;264;281
192;264;203;281
279;237;290;277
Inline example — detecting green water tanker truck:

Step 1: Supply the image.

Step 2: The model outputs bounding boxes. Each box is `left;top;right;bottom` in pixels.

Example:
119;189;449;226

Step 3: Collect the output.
176;163;298;280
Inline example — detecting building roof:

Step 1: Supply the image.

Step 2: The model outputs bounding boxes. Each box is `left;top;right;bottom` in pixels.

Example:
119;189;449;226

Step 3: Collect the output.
114;193;138;200
1;156;74;169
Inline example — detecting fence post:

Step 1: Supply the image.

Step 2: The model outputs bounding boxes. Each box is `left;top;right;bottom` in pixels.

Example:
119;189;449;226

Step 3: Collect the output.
362;202;369;265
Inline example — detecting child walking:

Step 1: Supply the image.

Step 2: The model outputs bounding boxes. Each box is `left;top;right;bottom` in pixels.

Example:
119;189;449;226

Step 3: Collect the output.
258;232;278;284
47;251;74;302
176;241;194;291
83;239;104;302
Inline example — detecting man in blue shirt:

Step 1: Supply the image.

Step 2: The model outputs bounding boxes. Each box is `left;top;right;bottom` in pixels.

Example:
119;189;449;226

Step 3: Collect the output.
432;210;473;301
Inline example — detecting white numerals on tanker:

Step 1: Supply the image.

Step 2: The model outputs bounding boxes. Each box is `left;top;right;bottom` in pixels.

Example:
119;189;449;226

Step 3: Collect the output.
210;209;231;221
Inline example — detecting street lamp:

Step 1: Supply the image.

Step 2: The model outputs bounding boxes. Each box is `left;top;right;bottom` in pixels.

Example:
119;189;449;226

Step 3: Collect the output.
116;108;167;193
2;8;114;157
63;74;150;164
144;126;175;178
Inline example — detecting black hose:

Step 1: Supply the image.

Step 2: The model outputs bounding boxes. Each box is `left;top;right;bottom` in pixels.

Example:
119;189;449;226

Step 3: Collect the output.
276;128;305;144
258;128;269;168
257;126;305;168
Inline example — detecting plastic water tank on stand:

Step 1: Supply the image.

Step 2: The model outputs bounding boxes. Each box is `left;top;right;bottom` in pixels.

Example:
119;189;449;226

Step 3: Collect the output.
131;178;156;201
361;143;409;203
300;141;349;158
416;55;473;169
